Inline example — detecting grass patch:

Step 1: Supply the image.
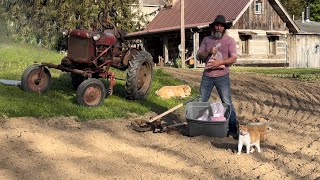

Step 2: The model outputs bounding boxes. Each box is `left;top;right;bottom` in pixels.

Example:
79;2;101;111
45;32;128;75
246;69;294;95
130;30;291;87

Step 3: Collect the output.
0;40;198;120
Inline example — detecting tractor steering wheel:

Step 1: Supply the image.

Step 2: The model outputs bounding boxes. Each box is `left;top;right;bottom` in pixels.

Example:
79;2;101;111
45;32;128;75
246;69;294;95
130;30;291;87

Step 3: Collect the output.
97;11;117;35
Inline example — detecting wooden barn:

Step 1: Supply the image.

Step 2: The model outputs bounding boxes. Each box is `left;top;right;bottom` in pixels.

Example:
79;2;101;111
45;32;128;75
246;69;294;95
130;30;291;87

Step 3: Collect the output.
126;0;301;67
287;20;320;68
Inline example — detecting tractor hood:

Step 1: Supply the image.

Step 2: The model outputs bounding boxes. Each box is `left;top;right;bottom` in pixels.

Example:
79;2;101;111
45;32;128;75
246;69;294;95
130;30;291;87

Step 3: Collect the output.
70;29;94;39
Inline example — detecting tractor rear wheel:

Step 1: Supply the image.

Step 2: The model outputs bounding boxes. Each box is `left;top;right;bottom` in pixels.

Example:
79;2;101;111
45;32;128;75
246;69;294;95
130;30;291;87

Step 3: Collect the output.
76;78;106;107
125;51;153;100
21;64;51;93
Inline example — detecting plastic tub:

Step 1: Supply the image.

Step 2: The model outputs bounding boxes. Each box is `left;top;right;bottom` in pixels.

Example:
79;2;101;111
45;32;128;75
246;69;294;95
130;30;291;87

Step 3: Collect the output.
185;102;231;137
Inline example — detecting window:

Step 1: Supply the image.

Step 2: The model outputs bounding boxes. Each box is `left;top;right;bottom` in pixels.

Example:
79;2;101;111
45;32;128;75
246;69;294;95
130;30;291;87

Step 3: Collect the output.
240;35;250;55
268;36;279;55
255;0;262;14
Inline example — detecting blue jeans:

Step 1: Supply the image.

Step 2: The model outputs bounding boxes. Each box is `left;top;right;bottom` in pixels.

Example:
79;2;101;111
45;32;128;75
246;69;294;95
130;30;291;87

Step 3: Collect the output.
199;74;237;133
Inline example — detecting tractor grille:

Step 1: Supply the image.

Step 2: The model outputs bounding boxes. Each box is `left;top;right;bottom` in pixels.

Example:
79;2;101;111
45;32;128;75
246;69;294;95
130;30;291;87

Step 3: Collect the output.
67;36;93;63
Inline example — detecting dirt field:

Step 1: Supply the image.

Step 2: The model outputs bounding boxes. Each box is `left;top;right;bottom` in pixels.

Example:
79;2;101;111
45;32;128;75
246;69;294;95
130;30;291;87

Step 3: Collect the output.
0;67;319;179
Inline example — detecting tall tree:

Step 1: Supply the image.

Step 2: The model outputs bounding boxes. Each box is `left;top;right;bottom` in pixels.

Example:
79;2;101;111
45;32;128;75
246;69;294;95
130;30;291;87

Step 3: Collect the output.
280;0;320;22
310;0;320;21
0;0;147;49
280;0;306;20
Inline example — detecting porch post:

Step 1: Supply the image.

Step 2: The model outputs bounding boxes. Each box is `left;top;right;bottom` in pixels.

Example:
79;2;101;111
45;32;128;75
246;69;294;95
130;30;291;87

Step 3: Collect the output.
163;34;169;64
180;0;186;68
193;32;199;68
141;38;145;51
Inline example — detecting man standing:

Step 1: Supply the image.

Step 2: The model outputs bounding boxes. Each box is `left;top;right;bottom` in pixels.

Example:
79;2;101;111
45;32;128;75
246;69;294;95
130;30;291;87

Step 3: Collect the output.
197;15;238;136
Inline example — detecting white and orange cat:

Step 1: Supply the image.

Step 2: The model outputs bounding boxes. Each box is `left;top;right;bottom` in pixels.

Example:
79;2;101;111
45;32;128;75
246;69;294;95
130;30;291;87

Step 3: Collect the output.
237;124;261;154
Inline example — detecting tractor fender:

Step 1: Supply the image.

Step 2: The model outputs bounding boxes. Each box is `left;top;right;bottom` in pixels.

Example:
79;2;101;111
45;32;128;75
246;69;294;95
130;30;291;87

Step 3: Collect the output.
122;48;139;66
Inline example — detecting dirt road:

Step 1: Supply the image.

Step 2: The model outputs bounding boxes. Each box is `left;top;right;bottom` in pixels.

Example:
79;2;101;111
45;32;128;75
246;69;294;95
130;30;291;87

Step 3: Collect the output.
0;67;319;179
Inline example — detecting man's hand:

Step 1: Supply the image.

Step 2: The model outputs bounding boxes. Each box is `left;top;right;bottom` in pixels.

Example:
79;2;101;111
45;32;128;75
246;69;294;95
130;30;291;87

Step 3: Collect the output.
205;59;220;69
198;47;218;60
210;47;218;55
205;59;226;69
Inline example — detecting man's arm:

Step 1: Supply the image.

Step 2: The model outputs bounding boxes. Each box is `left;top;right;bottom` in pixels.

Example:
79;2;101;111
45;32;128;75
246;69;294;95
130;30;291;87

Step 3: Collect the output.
197;37;209;60
206;38;237;68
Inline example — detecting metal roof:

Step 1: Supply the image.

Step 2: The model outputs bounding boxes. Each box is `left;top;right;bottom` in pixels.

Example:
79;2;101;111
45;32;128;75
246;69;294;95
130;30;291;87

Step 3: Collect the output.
145;0;250;30
128;0;251;36
127;0;299;37
295;20;320;34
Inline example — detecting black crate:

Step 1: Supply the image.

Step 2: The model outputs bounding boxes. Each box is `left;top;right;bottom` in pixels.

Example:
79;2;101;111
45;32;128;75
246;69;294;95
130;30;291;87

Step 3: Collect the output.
185;102;231;137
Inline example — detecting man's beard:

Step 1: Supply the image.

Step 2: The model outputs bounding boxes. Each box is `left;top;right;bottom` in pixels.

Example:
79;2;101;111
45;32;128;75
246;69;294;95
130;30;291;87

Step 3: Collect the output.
212;31;224;39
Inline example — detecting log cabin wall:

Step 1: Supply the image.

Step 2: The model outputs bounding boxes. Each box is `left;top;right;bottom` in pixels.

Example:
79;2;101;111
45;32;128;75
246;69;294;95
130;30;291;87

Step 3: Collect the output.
230;0;289;65
233;0;287;30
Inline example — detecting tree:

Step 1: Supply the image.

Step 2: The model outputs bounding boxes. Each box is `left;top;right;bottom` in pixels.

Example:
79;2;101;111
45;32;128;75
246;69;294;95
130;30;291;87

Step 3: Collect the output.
280;0;320;22
0;0;147;49
310;0;320;22
280;0;306;20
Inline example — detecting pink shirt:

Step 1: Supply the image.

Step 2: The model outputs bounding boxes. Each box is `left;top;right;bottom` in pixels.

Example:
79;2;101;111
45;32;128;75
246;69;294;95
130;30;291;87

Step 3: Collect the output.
198;34;237;77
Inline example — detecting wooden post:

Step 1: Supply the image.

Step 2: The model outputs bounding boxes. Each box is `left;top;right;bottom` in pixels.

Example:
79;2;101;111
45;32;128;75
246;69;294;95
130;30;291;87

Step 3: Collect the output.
103;0;109;23
180;0;185;68
193;31;199;68
163;34;169;64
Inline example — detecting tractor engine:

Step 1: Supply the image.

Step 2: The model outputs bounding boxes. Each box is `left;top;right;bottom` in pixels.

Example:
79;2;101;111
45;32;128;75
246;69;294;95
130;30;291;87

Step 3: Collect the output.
62;29;117;69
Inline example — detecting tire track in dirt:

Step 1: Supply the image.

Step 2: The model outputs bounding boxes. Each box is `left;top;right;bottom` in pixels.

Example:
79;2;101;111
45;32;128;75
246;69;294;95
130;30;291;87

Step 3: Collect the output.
279;81;307;121
239;84;262;117
286;87;302;119
293;85;315;122
281;83;318;140
159;68;319;125
297;84;320;123
248;77;274;117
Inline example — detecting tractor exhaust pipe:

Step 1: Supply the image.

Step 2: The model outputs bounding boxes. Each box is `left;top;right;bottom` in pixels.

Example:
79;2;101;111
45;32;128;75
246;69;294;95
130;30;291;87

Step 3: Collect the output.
103;0;109;23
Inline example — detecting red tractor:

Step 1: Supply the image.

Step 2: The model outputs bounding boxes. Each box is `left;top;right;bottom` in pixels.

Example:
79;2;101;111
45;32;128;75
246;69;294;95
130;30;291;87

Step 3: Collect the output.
21;0;154;107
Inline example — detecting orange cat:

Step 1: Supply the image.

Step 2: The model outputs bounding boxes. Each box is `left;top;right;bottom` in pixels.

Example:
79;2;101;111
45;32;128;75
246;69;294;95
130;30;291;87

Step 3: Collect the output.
155;85;191;99
237;124;261;154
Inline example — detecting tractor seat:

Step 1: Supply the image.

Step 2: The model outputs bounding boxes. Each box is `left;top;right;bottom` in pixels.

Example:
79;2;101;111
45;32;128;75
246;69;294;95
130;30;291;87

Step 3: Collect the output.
117;30;127;38
103;29;126;39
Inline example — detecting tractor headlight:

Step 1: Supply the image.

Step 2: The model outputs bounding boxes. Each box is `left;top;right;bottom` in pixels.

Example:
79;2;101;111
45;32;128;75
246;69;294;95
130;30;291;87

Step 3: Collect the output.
93;34;100;41
62;29;69;36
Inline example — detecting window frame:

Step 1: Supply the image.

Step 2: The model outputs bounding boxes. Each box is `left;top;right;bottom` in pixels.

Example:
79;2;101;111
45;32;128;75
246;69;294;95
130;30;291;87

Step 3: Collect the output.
254;0;262;14
268;36;279;55
240;35;251;55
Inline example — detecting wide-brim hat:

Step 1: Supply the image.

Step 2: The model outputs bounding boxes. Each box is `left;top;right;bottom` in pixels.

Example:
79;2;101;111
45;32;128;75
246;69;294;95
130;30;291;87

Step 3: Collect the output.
209;15;231;29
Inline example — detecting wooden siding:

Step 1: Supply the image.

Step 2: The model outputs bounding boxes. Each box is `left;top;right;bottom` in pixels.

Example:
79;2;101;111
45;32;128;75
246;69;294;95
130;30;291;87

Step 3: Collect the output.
233;0;288;31
228;29;288;65
287;34;320;68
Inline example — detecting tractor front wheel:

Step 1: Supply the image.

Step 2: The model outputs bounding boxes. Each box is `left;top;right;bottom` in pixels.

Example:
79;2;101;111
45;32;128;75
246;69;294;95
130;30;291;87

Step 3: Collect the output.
125;51;153;100
21;64;51;93
76;78;106;107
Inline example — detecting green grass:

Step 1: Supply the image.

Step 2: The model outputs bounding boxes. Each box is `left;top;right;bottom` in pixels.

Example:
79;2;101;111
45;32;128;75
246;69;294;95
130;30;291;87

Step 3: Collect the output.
0;40;199;120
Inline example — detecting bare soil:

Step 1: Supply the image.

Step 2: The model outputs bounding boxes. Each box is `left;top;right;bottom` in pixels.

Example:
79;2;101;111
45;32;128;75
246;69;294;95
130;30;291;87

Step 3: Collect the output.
1;67;319;180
